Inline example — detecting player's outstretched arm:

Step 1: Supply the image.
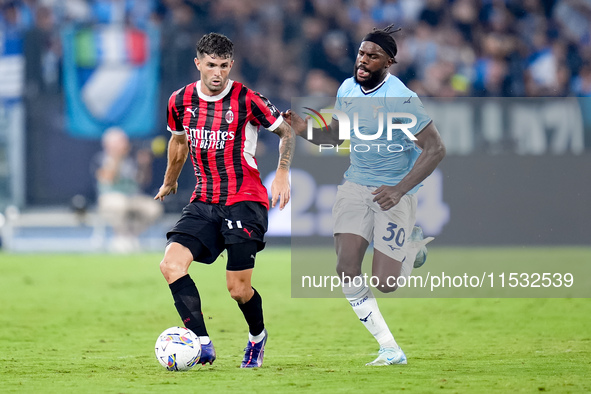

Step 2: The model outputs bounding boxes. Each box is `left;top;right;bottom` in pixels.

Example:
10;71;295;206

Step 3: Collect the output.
372;122;446;210
270;120;295;210
281;110;343;146
154;133;189;201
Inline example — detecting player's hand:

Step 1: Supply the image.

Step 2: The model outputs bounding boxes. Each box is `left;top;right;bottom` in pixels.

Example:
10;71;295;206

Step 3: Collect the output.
372;185;403;211
281;110;308;137
271;169;290;210
154;182;178;201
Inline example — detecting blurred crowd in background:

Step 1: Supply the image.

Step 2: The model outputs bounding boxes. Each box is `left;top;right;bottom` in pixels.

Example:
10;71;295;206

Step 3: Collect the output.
2;0;591;108
1;0;590;210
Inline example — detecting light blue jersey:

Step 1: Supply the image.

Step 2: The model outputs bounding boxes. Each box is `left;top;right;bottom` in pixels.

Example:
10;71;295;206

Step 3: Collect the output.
334;74;431;193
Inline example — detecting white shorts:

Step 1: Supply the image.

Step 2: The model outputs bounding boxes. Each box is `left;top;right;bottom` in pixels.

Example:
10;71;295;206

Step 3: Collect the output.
333;181;417;265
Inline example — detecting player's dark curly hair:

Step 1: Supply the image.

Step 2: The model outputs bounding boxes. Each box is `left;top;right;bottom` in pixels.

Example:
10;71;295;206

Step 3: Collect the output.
196;33;234;59
364;24;402;63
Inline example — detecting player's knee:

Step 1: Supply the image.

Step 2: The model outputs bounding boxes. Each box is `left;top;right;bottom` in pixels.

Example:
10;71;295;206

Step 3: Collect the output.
159;256;187;283
160;242;193;283
159;258;175;280
227;283;251;303
375;275;399;294
336;261;361;280
159;258;169;275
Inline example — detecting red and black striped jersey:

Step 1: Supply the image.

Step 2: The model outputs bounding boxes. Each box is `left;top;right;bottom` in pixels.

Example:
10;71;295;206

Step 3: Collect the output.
167;79;283;209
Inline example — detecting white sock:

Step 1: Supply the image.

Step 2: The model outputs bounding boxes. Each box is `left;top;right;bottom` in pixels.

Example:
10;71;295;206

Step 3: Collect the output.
198;336;211;345
343;277;398;349
249;330;266;343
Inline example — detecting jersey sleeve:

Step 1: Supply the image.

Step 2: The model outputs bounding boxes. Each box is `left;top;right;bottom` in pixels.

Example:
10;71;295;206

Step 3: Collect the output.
332;80;349;119
249;91;283;132
166;91;185;135
408;95;432;136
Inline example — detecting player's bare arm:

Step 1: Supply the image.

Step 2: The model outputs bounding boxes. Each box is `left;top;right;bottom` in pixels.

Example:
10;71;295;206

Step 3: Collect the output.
270;120;295;210
372;121;446;210
154;133;189;201
282;109;344;146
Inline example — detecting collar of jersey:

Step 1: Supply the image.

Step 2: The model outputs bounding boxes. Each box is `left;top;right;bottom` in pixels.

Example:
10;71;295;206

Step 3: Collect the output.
197;79;234;102
360;73;390;95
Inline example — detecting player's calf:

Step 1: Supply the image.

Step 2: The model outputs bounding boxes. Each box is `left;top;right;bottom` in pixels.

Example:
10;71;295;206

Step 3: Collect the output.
372;250;404;293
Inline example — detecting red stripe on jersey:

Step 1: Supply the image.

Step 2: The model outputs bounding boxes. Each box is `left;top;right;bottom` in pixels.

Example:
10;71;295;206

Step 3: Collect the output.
207;100;224;203
167;97;175;129
168;88;182;131
192;89;210;202
224;85;242;200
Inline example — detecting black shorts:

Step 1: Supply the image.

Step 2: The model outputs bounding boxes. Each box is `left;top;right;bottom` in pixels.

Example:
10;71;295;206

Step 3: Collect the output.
166;200;268;265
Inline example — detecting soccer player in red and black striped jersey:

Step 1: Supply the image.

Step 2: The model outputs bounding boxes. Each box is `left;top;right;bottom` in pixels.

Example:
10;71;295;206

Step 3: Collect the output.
155;33;294;368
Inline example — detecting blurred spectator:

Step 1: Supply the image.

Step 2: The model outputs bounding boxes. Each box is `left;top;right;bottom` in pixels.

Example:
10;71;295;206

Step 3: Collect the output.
24;5;60;95
0;0;34;31
450;0;478;43
4;0;591;107
402;22;439;80
304;68;339;96
419;0;445;27
421;61;458;97
474;58;512;96
302;16;329;72
524;32;570;96
309;30;353;82
553;0;591;47
347;0;384;25
572;63;591;96
94;127;163;253
160;1;201;93
282;0;304;44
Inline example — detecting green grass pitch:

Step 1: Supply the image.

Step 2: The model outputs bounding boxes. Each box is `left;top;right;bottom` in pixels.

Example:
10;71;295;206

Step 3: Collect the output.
0;248;589;393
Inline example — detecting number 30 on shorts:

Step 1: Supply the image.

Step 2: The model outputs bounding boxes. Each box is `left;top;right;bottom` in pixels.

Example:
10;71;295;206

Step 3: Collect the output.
382;222;405;247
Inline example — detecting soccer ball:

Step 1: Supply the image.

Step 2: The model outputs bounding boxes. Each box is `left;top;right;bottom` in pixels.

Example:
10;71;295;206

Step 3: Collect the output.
155;327;201;371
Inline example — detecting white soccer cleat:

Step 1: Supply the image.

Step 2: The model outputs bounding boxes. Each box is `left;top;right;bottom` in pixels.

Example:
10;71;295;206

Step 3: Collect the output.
409;226;434;269
366;347;407;366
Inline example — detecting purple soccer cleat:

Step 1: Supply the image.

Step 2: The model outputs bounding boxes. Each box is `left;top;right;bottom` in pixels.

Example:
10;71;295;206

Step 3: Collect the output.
240;329;268;368
199;340;216;365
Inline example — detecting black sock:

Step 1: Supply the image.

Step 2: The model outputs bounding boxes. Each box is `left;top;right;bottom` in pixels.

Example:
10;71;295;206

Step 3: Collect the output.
238;288;264;337
169;274;208;337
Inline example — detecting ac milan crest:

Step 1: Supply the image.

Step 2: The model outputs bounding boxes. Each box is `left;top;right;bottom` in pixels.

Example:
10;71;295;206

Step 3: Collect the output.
225;108;234;123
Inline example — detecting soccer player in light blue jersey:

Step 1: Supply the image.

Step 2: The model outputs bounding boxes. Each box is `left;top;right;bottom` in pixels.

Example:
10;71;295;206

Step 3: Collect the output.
284;25;446;366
